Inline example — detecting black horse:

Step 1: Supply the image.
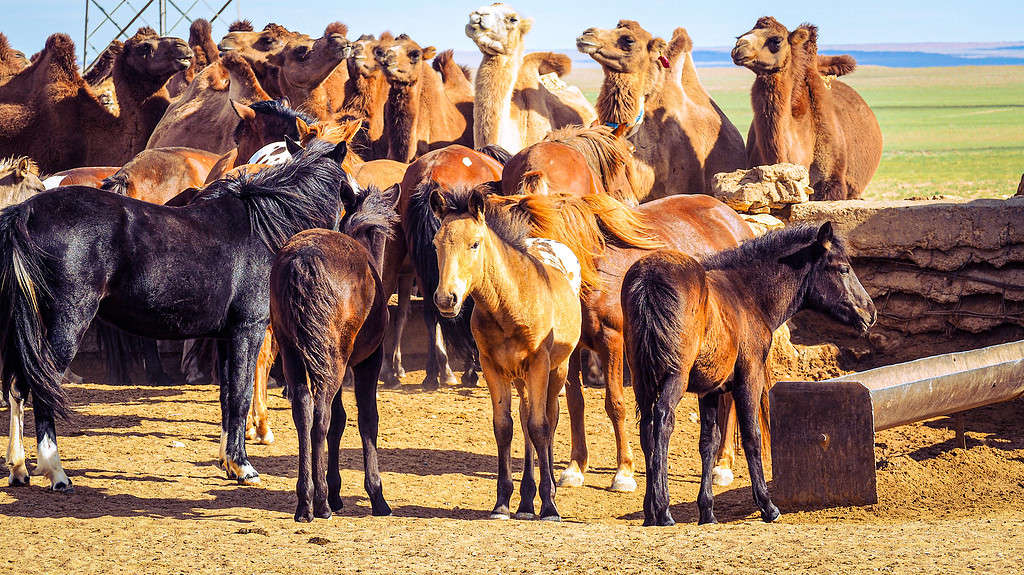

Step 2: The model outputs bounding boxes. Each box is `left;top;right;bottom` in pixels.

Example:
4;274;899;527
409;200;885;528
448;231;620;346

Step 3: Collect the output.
622;223;877;525
0;139;356;491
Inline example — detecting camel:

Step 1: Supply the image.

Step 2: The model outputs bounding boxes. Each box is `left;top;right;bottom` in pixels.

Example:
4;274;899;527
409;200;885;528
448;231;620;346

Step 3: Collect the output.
732;17;882;200
218;21;309;97
146;52;272;152
466;3;596;154
0;34;29;86
578;21;747;201
165;19;220;98
0;156;44;206
265;23;351;121
0;29;191;173
342;33;393;159
375;34;474;162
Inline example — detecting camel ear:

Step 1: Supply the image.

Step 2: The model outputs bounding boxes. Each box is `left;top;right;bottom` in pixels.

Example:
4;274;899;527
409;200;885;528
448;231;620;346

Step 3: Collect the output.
429;187;448;219
648;37;667;58
327;141;348;164
381;184;401;211
230;99;255;121
422;46;437;60
789;28;810;46
295;116;311;139
519;18;534;35
284;135;303;156
816;221;834;251
468;188;486;221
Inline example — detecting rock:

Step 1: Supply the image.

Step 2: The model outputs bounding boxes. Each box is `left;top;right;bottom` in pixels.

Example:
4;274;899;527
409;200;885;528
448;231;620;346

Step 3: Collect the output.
742;213;786;237
711;163;811;213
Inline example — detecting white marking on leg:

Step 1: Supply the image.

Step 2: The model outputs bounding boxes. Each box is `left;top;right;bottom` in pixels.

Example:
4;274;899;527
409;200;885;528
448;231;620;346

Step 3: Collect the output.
557;461;585;488
712;466;735;487
219;429;228;471
6;390;28;485
36;435;70;490
609;468;638;493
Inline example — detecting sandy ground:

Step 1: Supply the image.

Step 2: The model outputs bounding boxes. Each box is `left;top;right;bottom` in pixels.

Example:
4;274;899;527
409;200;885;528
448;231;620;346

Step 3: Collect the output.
2;359;1022;574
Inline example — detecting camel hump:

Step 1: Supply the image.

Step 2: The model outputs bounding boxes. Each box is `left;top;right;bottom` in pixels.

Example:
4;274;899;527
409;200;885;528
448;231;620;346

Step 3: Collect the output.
432;49;472;83
324;22;348;37
189;18;212;42
666;28;693;66
228;19;253;32
522;52;571;78
41;33;80;77
817;54;857;77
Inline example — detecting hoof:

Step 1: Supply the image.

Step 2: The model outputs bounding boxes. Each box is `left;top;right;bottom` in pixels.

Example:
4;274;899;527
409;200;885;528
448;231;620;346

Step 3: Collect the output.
237;473;261;486
711;466;734;487
441;373;458;387
256;429;275;445
294;509;313;523
488;512;510;520
697;516;718;526
609;470;637;493
329;495;344;512
379;377;401;390
513;511;535;520
643;514;676;527
557;464;585;488
539;514;561;522
762;504;781;523
8;473;29;487
314;506;332;520
371;502;393;517
51;479;74;493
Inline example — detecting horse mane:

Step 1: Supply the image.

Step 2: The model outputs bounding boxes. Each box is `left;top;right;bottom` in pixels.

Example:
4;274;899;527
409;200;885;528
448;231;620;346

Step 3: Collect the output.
199;139;347;252
493;192;663;292
341;184;398;242
250;99;316;126
543;125;639;205
437;185;531;254
0;156;38;177
99;171;129;195
701;224;847;271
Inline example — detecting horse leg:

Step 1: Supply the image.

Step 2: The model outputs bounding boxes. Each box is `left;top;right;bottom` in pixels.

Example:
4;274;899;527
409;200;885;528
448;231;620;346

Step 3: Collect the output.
326;387;347;513
6;388;29;486
601;337;637;492
220;327;263;485
460;348;480;388
432;323;458;388
352;345;392;516
381;271;412;388
696;391;724;525
420;308;441;390
514;389;537;519
246;327;275;445
480;356;514;519
558;347;587;488
281;345;314;522
524;356;559;521
142;338;173;386
733;363;780;523
712;393;738;486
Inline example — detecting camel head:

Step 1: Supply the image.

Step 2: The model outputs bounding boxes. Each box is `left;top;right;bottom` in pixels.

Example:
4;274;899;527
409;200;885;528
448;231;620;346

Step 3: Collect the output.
268;23;351;90
0;33;30;80
732;17;815;75
0;156;45;206
347;33;391;78
122;27;193;80
374;34;436;85
577;20;667;76
219;22;307;75
465;3;532;56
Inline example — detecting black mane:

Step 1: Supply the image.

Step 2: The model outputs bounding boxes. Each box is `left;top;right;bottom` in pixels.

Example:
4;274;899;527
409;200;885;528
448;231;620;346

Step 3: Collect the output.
199;140;346;252
341;184;398;243
701;224;848;271
250;99;316;126
435;184;530;254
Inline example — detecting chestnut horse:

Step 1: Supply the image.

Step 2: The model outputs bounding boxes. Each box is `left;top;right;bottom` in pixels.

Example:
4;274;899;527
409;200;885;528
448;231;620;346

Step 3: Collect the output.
271;184;398;522
100;147;224;204
623;223;876;525
430;184;582;521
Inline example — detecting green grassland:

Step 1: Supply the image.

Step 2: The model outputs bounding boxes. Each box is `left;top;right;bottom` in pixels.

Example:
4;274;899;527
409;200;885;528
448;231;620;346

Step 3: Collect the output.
563;65;1024;200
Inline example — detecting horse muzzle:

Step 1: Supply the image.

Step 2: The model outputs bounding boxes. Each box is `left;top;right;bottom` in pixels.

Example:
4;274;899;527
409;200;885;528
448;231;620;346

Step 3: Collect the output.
434;291;462;318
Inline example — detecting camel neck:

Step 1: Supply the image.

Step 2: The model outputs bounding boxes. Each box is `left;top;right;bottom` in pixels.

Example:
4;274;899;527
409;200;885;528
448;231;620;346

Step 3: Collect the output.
384;73;422;162
473;48;522;148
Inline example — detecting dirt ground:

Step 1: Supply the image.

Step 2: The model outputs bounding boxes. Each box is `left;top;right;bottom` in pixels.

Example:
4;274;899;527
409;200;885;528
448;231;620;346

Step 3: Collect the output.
2;357;1023;574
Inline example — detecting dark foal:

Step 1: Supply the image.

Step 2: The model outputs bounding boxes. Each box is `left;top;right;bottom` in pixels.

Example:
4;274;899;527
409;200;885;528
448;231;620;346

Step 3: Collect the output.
0;140;354;491
622;223;876;525
271;184;399;522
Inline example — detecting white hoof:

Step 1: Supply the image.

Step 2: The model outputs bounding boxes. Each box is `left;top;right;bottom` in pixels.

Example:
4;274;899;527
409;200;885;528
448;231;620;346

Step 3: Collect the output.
609;470;637;493
257;429;275;445
712;466;734;487
488;512;511;520
557;464;585;488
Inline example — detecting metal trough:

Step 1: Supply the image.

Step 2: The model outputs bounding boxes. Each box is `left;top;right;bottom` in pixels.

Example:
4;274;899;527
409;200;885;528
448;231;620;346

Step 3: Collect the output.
769;340;1024;508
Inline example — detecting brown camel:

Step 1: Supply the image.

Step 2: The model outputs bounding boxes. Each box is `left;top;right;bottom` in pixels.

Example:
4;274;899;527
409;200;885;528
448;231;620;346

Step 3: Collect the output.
217;21;309;97
266;23;351;121
165;19;221;98
375;34;474;162
732;17;882;200
466;3;596;153
0;29;191;173
342;33;393;159
146;52;272;152
0;34;29;86
578;21;747;201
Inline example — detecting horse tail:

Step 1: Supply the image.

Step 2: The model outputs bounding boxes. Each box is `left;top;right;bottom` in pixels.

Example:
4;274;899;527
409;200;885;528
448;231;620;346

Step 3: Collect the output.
0;204;71;418
100;171;130;196
94;322;146;384
273;250;337;395
405;181;476;360
622;251;693;418
580;194;664;249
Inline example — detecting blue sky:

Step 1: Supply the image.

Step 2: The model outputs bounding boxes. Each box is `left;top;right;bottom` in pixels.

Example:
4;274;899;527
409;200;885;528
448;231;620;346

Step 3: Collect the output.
4;1;1022;61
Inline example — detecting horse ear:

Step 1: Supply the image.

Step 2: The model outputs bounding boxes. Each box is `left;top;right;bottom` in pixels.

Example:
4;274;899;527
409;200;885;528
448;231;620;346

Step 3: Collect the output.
816;221;834;251
230;99;255;121
15;157;34;179
468;189;486;221
284;135;303;156
327;141;348;164
382;184;401;211
279;97;290;109
429;187;448;218
295;116;310;139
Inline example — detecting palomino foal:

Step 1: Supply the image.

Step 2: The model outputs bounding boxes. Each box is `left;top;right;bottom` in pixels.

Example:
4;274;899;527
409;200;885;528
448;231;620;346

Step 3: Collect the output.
431;185;581;521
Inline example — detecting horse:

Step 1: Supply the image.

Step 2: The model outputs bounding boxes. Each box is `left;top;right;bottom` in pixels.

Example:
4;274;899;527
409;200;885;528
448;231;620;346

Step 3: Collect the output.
390;144;507;389
622;222;876;525
430;184;582;521
271;183;399;522
472;191;752;492
0;139;356;491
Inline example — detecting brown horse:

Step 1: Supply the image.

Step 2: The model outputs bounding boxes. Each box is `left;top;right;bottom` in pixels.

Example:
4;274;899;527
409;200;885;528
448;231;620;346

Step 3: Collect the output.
500;125;638;205
271;184;398;522
623;223;876;525
501;193;752;492
430;184;582;521
44;167;119;188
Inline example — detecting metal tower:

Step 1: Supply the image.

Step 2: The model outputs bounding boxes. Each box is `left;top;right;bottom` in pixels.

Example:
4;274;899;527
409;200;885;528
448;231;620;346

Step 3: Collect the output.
82;0;236;71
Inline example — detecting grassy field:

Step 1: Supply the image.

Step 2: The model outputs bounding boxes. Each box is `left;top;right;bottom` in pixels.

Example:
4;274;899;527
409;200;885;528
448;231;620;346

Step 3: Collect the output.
563;65;1024;200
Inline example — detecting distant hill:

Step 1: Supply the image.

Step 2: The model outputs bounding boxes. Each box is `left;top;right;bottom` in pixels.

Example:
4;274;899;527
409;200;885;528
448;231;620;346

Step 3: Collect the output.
452;42;1024;69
